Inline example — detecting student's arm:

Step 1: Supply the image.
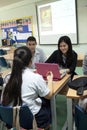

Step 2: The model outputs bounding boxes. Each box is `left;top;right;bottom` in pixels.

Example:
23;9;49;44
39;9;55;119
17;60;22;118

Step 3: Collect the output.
44;72;53;99
45;50;57;63
68;52;77;74
64;69;70;73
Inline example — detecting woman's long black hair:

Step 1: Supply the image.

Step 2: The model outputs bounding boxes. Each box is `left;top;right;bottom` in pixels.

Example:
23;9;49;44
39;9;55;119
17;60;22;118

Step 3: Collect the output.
58;36;73;66
2;46;32;106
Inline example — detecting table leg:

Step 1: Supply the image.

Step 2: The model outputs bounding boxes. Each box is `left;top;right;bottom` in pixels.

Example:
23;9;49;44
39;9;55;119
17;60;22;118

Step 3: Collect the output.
67;98;73;130
51;95;57;130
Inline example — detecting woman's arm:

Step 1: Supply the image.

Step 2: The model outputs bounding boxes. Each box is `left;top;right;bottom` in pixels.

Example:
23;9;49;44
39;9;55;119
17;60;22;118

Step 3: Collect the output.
45;50;58;63
44;72;53;99
68;52;77;74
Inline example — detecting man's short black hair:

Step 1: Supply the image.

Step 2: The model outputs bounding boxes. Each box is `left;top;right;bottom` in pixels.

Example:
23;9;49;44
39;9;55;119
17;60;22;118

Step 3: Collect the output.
27;36;36;42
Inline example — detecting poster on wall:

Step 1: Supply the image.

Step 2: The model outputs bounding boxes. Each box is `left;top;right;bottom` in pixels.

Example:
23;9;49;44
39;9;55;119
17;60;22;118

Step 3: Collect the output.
0;16;33;45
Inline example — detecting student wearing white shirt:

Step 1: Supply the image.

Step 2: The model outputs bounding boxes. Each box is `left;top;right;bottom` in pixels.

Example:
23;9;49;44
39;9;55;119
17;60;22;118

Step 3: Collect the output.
26;36;46;69
1;46;53;130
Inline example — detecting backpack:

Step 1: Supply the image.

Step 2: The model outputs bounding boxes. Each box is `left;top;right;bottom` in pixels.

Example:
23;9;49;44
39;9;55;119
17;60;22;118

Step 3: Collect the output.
68;77;87;90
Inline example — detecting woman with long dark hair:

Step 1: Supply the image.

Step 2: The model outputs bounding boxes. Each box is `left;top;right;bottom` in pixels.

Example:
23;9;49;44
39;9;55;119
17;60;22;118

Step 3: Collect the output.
2;46;53;130
46;36;77;79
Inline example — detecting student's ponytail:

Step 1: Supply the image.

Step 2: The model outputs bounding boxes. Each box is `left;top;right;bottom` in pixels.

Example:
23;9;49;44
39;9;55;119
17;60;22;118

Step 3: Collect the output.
2;46;32;106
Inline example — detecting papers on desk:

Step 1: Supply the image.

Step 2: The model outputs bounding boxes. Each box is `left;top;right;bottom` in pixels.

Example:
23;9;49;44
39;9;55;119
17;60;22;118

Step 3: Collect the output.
1;47;10;51
1;53;13;60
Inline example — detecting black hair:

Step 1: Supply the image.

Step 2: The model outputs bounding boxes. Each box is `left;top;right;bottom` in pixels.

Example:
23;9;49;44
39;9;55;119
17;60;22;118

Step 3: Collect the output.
26;36;36;43
57;35;73;65
2;46;32;106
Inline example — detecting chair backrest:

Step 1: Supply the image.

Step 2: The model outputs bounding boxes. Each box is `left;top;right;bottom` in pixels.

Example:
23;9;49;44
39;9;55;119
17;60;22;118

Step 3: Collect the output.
0;57;8;67
0;105;13;128
0;105;33;129
19;105;33;129
0;49;7;55
75;105;87;130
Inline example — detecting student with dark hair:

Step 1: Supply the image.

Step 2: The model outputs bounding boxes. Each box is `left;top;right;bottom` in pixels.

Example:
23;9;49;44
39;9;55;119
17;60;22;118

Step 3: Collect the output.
79;97;87;113
83;53;87;75
26;36;46;69
46;35;77;79
1;46;53;130
78;53;87;113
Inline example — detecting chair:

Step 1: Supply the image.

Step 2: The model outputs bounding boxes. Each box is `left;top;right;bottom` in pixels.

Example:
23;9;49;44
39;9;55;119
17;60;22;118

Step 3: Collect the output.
0;57;8;67
0;49;7;55
75;105;87;130
0;105;33;130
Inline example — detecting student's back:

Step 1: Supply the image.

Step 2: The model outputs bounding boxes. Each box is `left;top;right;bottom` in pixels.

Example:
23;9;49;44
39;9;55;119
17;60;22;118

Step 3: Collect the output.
1;46;53;130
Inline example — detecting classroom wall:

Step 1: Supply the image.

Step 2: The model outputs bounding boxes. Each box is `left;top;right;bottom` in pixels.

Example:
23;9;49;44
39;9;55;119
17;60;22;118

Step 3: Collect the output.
0;0;87;56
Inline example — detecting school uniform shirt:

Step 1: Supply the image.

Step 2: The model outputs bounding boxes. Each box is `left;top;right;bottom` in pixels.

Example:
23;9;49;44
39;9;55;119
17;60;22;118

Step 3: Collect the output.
31;48;46;69
22;68;50;115
46;50;77;74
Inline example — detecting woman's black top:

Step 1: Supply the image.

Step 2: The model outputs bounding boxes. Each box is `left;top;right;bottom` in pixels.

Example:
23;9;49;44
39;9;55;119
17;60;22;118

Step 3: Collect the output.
45;50;77;75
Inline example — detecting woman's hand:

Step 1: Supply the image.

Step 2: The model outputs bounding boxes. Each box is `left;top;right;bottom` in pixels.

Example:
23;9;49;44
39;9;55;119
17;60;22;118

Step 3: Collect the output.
46;71;53;81
66;69;70;73
44;71;53;99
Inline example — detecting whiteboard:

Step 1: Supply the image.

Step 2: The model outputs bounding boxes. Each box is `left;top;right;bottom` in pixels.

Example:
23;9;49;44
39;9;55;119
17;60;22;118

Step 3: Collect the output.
37;0;78;44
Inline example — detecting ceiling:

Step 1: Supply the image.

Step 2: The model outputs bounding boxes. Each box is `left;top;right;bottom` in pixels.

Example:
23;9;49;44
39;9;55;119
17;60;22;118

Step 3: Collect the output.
0;0;87;8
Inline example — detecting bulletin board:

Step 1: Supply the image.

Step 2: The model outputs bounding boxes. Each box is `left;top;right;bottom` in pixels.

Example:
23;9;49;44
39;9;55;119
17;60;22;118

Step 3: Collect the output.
0;16;33;43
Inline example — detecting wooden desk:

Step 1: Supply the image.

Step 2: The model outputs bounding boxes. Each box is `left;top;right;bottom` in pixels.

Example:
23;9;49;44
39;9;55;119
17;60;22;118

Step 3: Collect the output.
0;46;15;53
0;46;15;60
2;69;11;77
64;75;87;98
51;74;70;130
67;88;87;99
1;53;13;60
77;54;84;67
61;75;87;130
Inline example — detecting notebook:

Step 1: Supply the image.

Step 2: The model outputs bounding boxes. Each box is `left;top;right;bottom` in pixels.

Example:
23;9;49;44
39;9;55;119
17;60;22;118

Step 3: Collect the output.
35;63;66;81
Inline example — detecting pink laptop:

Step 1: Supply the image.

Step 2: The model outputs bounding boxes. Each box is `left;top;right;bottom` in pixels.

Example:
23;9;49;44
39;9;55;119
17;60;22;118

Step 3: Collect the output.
35;63;66;81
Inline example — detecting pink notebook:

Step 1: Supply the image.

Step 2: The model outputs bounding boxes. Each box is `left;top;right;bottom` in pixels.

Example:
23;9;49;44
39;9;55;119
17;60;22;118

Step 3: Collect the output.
35;63;66;81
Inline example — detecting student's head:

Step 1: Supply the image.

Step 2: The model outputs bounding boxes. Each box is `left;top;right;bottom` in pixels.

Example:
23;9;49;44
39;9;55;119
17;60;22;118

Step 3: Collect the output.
26;36;37;54
2;46;32;106
14;46;32;68
58;36;72;55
